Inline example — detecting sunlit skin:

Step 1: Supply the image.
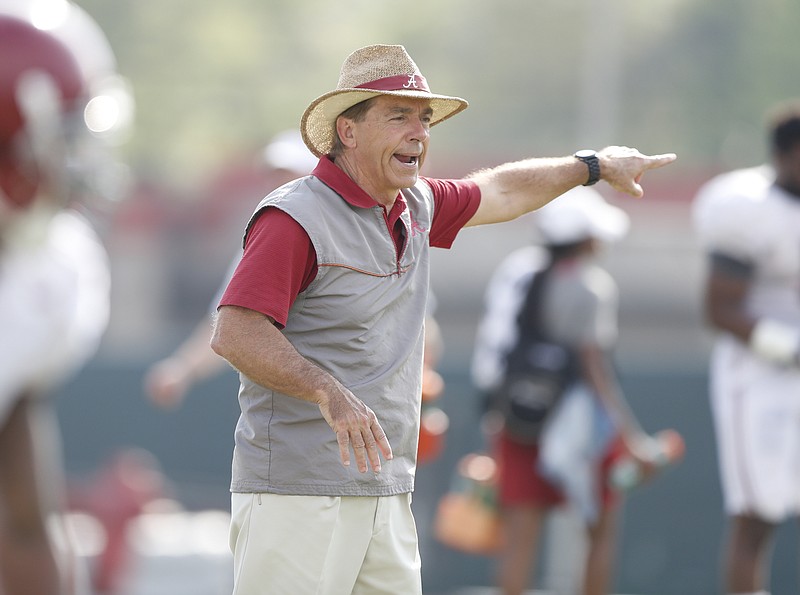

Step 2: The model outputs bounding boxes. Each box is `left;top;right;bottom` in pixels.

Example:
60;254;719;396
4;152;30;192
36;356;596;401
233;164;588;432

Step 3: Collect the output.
333;95;433;207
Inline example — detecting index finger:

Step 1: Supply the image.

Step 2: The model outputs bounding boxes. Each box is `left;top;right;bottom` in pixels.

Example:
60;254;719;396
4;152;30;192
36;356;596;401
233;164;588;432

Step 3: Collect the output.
645;153;678;170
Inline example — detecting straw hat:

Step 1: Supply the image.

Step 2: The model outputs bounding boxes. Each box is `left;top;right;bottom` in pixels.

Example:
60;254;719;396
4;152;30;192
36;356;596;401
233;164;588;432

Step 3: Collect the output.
534;186;630;245
300;44;469;157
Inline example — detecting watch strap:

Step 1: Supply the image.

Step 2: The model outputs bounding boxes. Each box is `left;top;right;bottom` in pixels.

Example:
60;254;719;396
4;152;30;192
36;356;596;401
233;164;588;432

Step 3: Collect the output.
574;150;600;186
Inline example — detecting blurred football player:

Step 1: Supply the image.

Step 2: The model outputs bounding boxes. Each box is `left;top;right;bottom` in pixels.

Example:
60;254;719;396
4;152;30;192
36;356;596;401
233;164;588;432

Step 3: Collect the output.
0;2;131;592
693;102;799;595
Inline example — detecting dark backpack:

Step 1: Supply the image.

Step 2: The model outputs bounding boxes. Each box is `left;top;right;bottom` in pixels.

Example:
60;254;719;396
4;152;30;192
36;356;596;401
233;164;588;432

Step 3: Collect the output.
488;267;578;444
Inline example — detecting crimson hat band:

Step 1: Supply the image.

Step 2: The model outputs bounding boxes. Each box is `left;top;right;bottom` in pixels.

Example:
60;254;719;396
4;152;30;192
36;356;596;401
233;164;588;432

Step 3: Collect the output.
355;74;430;93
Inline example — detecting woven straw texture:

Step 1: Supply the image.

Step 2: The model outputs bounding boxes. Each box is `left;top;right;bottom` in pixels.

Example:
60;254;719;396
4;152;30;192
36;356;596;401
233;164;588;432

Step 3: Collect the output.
337;44;422;88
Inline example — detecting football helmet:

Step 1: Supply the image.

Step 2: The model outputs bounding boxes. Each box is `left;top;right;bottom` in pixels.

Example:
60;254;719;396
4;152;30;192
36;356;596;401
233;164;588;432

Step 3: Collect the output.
0;0;132;234
0;14;83;210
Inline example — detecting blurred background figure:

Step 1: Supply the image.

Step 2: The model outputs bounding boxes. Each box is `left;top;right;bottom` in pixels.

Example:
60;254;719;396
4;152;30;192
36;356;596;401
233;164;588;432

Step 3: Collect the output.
470;187;660;595
693;101;800;595
417;296;450;466
0;0;132;593
142;130;316;410
69;448;166;595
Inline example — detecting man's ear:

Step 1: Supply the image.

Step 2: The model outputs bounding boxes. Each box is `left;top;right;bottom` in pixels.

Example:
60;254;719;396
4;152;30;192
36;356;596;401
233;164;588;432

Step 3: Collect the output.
335;116;357;150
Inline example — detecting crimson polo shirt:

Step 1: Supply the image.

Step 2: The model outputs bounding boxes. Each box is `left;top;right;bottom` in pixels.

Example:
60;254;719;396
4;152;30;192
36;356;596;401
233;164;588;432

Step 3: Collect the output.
219;156;481;327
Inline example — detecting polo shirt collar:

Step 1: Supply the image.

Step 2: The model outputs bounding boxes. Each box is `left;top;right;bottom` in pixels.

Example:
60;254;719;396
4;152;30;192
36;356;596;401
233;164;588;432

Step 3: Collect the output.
311;156;406;213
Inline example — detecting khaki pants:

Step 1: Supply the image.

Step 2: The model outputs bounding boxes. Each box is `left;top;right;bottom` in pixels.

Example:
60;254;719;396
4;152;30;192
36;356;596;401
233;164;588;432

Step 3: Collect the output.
230;492;421;595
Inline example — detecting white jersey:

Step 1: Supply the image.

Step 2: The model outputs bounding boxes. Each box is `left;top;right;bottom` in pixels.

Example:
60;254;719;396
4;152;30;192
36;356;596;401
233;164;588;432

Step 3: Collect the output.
0;210;110;424
692;166;800;522
693;165;800;325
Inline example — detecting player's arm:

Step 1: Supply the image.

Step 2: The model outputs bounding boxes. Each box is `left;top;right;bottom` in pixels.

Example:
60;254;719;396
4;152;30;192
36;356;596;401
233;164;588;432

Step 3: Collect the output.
464;146;676;227
579;343;654;461
704;252;800;366
703;253;755;342
143;315;229;409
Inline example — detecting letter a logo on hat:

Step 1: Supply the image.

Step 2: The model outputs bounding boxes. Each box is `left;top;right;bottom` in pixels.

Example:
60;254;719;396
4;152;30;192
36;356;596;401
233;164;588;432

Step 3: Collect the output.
402;74;418;89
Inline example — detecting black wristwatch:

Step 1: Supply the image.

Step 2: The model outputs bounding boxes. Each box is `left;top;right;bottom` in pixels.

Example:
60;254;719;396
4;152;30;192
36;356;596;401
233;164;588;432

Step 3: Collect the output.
574;149;600;186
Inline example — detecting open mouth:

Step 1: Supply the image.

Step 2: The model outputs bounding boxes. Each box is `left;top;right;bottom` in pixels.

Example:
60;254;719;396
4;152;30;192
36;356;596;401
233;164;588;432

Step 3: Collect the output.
395;154;418;166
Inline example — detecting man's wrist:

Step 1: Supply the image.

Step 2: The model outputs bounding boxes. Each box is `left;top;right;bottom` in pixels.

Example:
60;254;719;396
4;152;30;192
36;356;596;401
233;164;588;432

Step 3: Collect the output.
573;149;601;186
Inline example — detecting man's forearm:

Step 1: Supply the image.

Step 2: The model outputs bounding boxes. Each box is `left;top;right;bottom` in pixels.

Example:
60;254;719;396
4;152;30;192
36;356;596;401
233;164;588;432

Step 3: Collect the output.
211;305;394;472
466;156;582;226
211;305;334;405
466;146;676;227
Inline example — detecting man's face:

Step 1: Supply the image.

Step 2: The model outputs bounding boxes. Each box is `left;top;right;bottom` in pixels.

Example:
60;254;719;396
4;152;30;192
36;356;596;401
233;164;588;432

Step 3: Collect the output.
343;95;432;203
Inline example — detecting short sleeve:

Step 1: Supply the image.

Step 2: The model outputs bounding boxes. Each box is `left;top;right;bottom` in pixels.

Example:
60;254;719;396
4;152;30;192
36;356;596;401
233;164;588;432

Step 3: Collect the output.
692;167;772;264
422;177;481;248
218;208;316;328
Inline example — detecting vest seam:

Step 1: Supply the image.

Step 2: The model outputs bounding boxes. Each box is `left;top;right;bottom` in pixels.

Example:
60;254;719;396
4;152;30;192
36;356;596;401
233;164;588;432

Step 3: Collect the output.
317;262;411;277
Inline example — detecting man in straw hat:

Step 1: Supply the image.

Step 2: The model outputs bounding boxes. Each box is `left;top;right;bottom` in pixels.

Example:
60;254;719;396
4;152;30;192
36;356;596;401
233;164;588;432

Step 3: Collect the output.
211;44;675;594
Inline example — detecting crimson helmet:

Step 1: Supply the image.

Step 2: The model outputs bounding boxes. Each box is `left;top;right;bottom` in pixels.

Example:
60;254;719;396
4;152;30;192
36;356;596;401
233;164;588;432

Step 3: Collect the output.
0;1;132;222
0;15;85;209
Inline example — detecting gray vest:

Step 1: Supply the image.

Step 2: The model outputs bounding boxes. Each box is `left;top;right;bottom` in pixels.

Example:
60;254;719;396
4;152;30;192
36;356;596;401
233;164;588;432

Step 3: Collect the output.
231;175;433;496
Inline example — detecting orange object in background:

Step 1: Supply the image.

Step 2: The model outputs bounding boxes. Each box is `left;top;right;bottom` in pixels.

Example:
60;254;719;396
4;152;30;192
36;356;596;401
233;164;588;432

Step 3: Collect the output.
609;428;686;491
434;453;504;555
418;406;449;465
418;365;449;465
422;366;445;403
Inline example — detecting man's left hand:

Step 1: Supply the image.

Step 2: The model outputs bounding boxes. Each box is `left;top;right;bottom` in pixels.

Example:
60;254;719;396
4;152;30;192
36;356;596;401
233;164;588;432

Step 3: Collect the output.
598;146;677;198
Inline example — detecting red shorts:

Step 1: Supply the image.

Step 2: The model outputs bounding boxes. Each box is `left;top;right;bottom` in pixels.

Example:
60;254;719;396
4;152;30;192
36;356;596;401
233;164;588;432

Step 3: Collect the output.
494;431;626;510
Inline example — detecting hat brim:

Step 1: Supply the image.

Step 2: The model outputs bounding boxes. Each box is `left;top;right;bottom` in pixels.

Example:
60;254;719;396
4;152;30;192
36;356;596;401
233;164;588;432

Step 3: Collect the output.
300;88;468;157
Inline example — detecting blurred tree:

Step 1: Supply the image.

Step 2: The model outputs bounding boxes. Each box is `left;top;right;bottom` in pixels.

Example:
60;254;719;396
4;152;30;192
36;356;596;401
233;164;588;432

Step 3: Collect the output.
74;0;800;197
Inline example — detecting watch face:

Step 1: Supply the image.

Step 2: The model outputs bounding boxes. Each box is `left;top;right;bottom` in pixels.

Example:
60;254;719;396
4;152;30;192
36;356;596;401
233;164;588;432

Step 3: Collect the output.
575;149;596;159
